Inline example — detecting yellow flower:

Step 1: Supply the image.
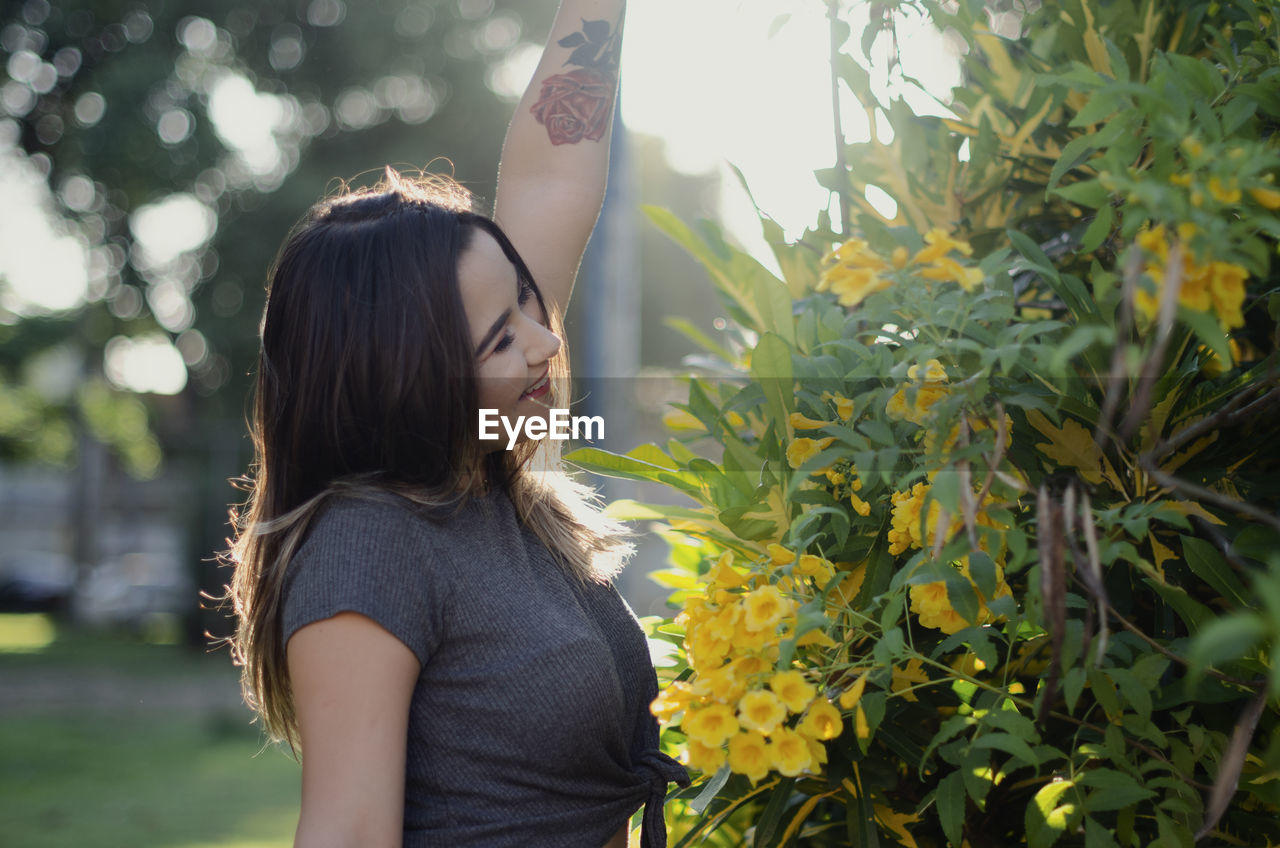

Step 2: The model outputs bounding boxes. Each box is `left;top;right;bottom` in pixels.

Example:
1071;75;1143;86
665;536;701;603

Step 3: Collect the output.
742;585;790;632
794;554;836;586
821;391;855;420
767;543;796;567
734;653;773;679
908;359;948;383
885;360;949;426
1182;136;1204;158
1207;261;1247;329
1208;176;1242;204
703;605;741;645
687;628;732;671
727;730;771;784
797;698;843;740
795;628;838;649
737;689;788;735
650;681;695;723
912;228;974;265
891;245;910;268
854;704;870;740
786;436;836;469
838;671;869;709
1135;225;1250;331
682;738;727;774
887;482;930;555
733;617;773;653
822;237;887;268
684;703;740;747
704;551;748;589
820;264;892;307
919;257;984;291
789;411;831;430
767;727;814;776
850;490;872;517
1249;186;1280;210
909;581;973;634
1169;172;1193;187
769;670;817;714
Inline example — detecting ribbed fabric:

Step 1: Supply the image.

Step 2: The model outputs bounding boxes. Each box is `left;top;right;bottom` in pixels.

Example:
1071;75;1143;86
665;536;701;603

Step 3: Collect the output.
282;489;689;847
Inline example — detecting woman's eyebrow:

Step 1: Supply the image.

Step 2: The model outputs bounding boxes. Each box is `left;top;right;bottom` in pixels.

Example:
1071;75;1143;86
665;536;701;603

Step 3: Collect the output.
475;308;512;356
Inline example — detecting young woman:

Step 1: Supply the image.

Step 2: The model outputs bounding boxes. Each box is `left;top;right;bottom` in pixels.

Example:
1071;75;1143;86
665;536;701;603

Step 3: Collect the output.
225;2;688;846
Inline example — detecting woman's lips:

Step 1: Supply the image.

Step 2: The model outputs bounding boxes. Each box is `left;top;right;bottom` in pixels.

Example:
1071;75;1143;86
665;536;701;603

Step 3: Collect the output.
521;373;550;400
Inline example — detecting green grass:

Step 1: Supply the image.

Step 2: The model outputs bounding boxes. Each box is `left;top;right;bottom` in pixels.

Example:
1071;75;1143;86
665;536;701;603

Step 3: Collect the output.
0;615;299;847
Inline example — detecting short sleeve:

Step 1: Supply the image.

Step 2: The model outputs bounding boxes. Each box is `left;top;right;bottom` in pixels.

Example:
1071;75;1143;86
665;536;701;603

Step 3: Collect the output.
281;495;449;667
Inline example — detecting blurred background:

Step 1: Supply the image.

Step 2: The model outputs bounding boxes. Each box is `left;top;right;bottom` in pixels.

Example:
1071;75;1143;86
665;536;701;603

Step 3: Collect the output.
0;0;959;843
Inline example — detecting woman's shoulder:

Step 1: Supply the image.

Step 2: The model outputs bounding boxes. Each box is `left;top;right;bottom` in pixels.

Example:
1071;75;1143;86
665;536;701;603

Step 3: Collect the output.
297;487;510;562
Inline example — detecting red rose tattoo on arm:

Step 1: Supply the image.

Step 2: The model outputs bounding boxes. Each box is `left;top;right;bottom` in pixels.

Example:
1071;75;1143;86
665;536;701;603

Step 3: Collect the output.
531;18;620;146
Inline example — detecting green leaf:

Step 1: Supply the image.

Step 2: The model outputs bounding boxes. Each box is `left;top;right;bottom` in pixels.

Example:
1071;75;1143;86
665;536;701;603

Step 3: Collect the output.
751;332;795;439
688;765;730;815
1081;772;1156;812
936;770;966;847
1027;778;1076;848
1176;306;1231;365
1084;815;1122;847
1189;611;1269;672
1080;202;1115;253
1143;577;1213;630
752;777;796;848
1064;667;1087;714
1180;535;1251;610
971;732;1041;768
1007;229;1060;283
1232;526;1280;567
1104;668;1152;721
930;468;962;514
1053;179;1109;208
564;447;705;500
968;550;999;601
1046;121;1125;193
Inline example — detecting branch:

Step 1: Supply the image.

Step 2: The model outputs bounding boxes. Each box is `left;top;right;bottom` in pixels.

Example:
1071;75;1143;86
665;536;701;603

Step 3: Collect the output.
1147;381;1280;463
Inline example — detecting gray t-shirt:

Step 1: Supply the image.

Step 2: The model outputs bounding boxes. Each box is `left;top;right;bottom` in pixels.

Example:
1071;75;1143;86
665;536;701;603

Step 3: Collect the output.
281;488;688;848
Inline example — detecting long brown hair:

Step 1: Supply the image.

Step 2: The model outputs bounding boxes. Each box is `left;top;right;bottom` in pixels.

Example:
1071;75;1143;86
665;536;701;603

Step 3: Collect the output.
224;171;631;748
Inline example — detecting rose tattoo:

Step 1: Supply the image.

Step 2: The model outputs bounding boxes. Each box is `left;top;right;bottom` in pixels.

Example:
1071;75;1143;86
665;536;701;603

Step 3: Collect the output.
532;18;620;146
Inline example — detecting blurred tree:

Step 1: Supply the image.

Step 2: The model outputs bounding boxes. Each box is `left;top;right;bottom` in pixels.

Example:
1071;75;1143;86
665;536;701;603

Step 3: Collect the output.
0;0;554;636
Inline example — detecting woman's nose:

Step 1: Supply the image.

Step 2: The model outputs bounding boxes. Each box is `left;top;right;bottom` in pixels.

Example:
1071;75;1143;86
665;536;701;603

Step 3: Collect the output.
527;316;561;365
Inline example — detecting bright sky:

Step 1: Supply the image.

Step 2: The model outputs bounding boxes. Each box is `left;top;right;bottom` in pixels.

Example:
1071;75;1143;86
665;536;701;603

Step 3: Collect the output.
620;0;963;260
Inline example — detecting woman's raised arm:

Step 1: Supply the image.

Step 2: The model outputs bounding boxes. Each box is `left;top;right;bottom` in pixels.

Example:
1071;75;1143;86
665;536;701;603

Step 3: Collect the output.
494;0;625;318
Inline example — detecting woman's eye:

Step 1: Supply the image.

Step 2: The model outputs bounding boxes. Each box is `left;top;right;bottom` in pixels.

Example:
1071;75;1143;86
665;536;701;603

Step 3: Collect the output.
517;278;534;306
492;331;515;353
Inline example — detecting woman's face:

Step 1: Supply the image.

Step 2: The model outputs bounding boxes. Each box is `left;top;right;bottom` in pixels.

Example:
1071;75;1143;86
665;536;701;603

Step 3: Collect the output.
457;229;562;441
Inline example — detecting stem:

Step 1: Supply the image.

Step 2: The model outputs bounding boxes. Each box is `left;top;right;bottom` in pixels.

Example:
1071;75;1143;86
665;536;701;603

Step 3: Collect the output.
827;0;852;237
1147;381;1280;463
1105;603;1263;691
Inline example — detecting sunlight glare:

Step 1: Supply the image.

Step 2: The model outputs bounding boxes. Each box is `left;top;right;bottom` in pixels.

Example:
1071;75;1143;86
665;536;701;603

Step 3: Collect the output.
104;334;188;396
207;71;290;175
0;142;89;314
623;1;964;260
129;193;216;268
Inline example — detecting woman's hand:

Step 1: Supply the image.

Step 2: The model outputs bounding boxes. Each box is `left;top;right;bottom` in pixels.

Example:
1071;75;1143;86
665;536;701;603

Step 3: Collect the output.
288;611;420;848
494;0;626;318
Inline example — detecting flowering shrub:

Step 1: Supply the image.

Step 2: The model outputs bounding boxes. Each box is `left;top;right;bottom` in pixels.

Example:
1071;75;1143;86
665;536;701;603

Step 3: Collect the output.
569;0;1280;845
